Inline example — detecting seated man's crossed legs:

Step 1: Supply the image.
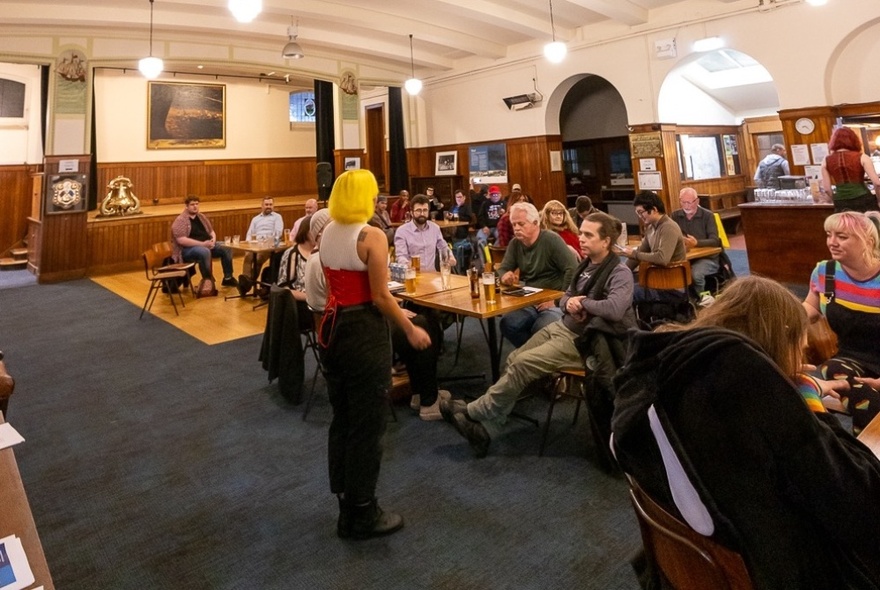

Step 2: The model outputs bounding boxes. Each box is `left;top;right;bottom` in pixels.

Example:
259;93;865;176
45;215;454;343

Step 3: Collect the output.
441;321;583;457
500;304;563;348
689;257;720;306
182;244;237;286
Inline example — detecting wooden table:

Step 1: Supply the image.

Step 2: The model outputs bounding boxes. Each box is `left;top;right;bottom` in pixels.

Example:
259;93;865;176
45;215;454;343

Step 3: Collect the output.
394;270;469;298
858;412;880;460
686;246;722;261
397;284;564;381
0;416;55;589
224;240;292;301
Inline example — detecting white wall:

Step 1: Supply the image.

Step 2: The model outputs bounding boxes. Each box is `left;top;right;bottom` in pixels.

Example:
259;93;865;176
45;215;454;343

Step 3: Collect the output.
94;69;315;162
0;62;44;165
657;75;736;125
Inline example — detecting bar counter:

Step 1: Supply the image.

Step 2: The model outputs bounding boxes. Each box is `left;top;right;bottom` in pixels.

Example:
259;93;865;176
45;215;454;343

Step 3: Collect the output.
738;202;833;284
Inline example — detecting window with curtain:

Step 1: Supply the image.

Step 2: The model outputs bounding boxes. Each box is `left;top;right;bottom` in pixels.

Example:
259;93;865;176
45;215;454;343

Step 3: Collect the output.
289;90;316;124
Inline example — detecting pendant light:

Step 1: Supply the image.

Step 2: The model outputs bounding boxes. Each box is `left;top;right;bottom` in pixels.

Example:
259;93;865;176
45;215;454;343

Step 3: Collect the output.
282;19;304;60
404;34;422;96
138;0;163;80
543;0;567;64
229;0;262;23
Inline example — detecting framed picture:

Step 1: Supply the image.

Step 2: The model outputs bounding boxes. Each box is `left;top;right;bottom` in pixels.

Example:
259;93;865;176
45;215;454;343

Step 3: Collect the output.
344;157;361;170
148;81;225;149
435;151;458;175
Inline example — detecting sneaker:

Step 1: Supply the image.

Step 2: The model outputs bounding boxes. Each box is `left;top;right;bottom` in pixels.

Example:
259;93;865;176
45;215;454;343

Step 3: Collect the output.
452;412;491;458
439;397;467;424
349;499;404;540
418;390;452;421
698;292;716;307
221;276;239;288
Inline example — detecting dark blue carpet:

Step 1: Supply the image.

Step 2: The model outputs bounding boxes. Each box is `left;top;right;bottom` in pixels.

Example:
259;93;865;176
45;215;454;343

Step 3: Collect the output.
0;280;642;590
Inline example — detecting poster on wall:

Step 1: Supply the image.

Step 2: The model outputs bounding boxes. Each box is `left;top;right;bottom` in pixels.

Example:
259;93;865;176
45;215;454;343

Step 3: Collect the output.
55;49;87;115
468;143;508;184
629;132;663;158
147;81;226;149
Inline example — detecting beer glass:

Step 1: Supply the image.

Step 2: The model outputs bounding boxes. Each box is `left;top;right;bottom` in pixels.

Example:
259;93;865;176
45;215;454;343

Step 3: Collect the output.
482;272;496;303
405;268;417;294
411;254;421;274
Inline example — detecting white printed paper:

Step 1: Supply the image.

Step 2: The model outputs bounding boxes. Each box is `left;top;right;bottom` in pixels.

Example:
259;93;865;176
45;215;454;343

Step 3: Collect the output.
0;424;24;451
0;535;35;590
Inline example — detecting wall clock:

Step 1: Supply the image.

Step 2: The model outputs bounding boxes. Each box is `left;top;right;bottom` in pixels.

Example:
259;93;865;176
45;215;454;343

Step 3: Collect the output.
795;117;815;135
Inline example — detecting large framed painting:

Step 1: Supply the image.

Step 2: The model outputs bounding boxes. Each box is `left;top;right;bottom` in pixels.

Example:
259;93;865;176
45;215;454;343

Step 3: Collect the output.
147;81;225;149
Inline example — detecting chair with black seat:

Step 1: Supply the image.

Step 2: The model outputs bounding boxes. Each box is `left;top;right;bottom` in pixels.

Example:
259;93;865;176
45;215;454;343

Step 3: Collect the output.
140;248;189;319
627;476;755;590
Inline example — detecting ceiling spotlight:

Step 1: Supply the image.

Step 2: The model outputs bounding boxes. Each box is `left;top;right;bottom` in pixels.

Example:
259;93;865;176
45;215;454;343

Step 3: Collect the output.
543;0;567;63
228;0;261;23
138;0;163;80
282;21;304;59
405;34;422;96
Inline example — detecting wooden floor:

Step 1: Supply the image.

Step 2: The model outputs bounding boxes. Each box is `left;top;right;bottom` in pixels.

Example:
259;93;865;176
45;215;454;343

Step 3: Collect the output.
91;259;267;345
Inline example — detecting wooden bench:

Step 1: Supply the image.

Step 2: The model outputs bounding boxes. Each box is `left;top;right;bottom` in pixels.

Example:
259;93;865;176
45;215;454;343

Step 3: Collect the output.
698;191;745;235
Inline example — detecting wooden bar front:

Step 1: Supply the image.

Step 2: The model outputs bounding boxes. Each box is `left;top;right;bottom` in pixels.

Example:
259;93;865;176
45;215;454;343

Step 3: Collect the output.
739;203;833;284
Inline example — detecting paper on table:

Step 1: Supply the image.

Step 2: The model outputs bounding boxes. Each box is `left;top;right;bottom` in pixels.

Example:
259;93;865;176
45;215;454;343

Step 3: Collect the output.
0;424;24;451
0;535;35;590
387;281;405;294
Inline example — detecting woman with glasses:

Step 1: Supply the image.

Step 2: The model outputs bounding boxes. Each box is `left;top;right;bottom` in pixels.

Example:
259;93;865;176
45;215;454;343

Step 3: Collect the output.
540;200;582;259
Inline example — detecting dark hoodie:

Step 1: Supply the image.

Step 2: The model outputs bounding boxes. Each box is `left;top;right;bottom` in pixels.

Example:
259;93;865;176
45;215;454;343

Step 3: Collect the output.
612;327;880;590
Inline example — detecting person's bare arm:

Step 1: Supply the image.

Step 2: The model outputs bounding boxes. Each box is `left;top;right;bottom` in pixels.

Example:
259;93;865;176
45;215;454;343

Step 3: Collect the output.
819;160;834;203
802;290;822;322
860;154;880;201
357;225;431;349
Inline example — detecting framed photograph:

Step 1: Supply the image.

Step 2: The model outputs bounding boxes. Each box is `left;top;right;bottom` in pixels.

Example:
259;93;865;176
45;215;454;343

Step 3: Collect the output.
344;157;361;170
148;81;225;149
435;151;458;175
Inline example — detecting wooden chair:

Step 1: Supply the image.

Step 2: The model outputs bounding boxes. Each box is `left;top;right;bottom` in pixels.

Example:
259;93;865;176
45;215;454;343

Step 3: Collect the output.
151;241;196;296
628;477;755;590
140;248;189;319
638;260;692;290
636;260;696;327
488;244;507;268
539;368;587;456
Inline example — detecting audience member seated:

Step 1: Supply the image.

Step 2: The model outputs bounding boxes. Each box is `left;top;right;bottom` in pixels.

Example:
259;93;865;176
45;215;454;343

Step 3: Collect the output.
449;189;474;273
389;190;411;223
441;212;635;457
495;191;530;248
612;276;880;589
469;182;488;218
540;199;582;259
803;210;880;435
568;195;599;225
671;187;721;307
394;194;456;271
426;186;444;219
368;195;395;246
476;185;506;247
497;202;578;348
619;191;686;304
239;196;284;293
305;216;450;421
171;195;237;287
292;198;318;236
276;210;326;304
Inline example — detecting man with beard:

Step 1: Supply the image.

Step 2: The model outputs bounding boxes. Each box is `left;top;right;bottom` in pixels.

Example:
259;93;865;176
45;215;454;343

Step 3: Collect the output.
394;194;456;271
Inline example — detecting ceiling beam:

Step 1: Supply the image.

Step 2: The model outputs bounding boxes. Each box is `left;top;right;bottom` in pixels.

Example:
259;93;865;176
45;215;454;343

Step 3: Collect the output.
566;0;648;26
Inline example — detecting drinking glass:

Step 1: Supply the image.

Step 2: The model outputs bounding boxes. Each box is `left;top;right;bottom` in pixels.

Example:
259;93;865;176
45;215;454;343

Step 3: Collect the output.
440;263;452;290
482;272;496;303
283;229;291;243
232;234;240;245
405;268;417;294
224;236;230;245
411;254;421;274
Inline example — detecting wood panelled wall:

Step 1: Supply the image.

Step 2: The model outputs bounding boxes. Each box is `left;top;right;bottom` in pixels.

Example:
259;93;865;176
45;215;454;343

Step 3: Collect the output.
97;157;319;207
406;135;565;210
0;165;39;253
87;206;303;276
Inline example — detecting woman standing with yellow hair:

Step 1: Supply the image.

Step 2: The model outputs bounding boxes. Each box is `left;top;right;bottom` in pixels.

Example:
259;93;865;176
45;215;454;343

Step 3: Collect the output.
318;170;431;540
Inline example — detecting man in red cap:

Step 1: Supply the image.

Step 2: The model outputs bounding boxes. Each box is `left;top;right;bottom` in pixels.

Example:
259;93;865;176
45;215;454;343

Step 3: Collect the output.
476;185;506;247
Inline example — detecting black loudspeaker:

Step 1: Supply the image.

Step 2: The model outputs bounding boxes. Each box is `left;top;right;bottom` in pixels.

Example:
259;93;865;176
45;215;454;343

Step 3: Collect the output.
316;162;333;203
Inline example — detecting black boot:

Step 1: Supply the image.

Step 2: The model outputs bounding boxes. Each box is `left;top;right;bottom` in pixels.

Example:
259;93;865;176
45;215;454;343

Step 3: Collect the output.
337;494;352;539
349;499;404;540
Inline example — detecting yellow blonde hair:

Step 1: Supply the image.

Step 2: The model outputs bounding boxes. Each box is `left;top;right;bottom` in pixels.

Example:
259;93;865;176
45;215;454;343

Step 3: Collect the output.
328;169;377;224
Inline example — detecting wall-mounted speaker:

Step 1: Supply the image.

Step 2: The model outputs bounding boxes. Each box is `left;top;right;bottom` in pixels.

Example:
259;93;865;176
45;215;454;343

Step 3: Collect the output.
316;162;333;203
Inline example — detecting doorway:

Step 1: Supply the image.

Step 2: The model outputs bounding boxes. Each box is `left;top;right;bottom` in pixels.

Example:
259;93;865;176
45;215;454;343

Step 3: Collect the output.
365;104;386;192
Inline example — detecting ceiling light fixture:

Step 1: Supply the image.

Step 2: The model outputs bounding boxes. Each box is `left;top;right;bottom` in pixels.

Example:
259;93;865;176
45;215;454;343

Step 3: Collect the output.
404;34;422;96
138;0;163;80
228;0;262;24
693;36;724;52
543;0;567;63
282;19;304;59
